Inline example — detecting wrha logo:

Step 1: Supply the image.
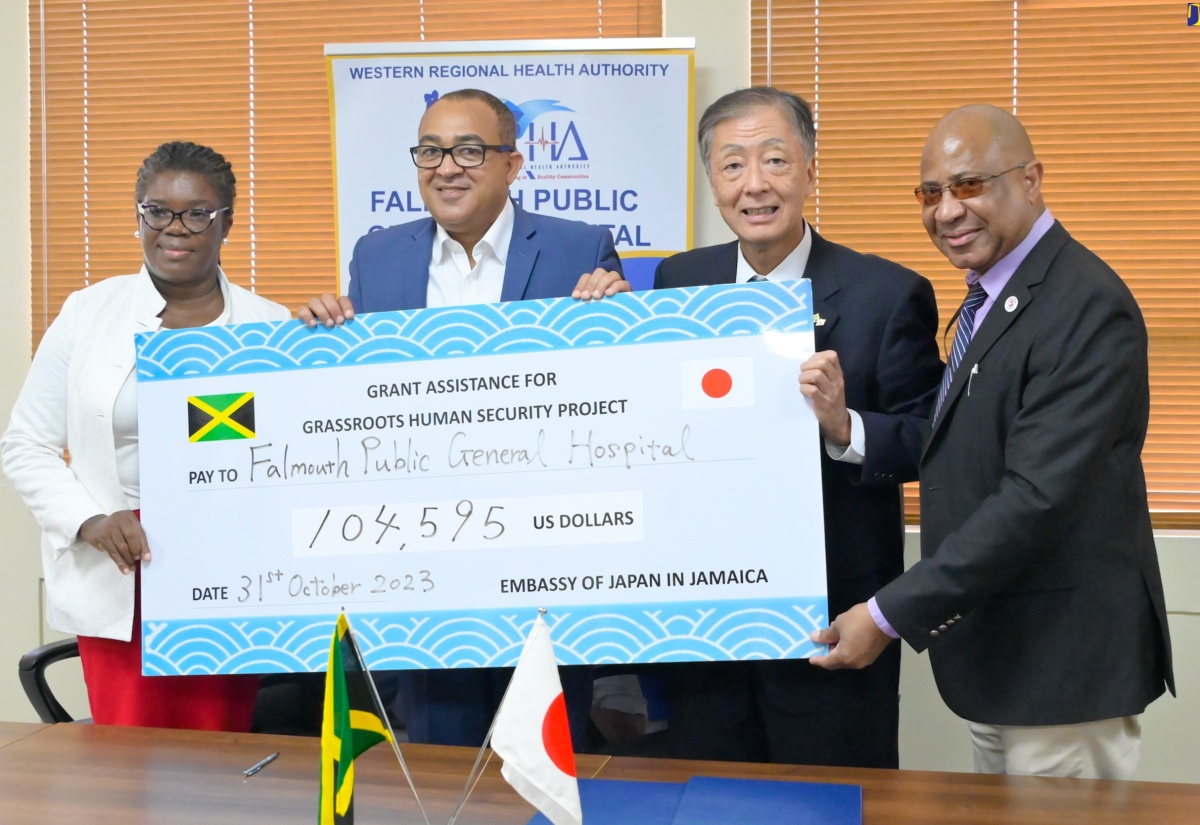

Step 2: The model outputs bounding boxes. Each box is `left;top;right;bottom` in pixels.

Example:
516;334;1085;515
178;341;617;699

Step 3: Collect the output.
504;99;589;167
522;119;588;163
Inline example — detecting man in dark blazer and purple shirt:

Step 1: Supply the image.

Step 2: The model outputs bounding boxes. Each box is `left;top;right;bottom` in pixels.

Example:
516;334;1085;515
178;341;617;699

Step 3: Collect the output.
811;104;1173;779
650;87;943;768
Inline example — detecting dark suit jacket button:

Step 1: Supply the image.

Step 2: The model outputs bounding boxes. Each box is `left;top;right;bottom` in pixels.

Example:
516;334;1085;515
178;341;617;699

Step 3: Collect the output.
930;629;940;637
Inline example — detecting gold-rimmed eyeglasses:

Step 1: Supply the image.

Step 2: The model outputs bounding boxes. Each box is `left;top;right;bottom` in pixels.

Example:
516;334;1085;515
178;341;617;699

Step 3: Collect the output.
914;163;1030;206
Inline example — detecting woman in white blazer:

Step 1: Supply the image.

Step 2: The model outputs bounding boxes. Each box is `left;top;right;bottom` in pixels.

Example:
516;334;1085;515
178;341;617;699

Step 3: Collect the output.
2;142;291;729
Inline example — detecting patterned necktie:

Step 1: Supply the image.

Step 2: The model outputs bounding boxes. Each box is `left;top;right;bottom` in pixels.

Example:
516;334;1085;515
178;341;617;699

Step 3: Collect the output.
935;282;988;420
747;273;768;282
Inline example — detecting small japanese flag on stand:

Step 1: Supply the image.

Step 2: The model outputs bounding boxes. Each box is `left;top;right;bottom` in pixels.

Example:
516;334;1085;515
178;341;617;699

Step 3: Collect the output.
491;615;583;825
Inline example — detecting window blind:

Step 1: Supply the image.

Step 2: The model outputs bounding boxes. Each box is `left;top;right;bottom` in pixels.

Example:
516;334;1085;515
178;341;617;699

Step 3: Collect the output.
752;0;1200;528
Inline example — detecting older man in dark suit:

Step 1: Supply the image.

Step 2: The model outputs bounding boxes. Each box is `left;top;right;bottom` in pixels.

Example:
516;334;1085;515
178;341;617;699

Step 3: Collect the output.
812;104;1174;779
651;87;943;768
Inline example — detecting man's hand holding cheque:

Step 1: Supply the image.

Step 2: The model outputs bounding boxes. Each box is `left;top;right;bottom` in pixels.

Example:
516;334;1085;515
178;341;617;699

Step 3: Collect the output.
810;602;894;670
798;350;852;448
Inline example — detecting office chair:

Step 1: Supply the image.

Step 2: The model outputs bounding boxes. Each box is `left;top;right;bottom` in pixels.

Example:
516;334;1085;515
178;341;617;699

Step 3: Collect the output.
18;637;80;723
17;640;395;736
18;638;327;733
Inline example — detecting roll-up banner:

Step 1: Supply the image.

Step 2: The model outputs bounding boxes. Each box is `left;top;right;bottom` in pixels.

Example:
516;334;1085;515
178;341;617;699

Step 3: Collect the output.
326;38;695;291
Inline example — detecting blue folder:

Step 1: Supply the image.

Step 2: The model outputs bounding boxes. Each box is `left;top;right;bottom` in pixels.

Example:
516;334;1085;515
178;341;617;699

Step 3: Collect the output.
525;775;861;825
670;775;861;825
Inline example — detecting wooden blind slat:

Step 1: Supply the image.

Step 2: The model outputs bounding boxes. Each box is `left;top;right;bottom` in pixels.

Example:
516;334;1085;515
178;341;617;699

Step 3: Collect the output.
29;0;663;330
752;0;1200;529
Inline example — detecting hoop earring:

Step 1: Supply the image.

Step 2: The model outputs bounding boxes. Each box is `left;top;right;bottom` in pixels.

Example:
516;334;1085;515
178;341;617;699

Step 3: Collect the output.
133;230;141;239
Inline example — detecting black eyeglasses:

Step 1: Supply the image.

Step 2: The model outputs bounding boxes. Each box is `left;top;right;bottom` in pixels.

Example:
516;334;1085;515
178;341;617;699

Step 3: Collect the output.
913;163;1030;206
137;203;230;233
409;143;515;169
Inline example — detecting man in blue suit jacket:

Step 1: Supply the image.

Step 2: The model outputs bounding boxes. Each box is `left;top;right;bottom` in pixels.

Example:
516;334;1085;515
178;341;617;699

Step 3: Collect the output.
301;88;629;749
344;197;622;312
648;88;942;768
302;91;625;326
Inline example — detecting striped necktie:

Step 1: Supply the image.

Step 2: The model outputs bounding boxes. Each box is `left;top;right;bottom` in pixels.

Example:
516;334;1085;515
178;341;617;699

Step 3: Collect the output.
935;282;988;420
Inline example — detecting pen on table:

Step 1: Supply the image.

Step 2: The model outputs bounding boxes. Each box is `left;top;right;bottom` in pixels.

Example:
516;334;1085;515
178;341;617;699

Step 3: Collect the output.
243;751;280;777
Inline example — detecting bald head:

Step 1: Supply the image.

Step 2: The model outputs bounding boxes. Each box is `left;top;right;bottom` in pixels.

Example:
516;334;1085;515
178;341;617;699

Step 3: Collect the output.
919;104;1045;274
923;104;1036;172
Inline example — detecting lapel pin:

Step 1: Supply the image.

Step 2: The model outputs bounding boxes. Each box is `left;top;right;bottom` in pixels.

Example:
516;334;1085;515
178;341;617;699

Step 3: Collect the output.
1004;296;1019;312
814;313;826;326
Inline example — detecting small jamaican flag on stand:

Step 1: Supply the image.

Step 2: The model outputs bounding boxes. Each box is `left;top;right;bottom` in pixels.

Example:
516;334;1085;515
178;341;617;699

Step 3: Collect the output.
318;614;393;824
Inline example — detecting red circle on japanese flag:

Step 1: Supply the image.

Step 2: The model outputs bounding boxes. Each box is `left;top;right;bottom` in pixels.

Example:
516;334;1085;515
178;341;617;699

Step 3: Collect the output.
541;692;577;777
701;368;733;399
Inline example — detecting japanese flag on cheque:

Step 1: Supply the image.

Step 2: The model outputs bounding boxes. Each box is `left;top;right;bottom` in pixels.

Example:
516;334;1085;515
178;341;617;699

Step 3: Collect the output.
680;357;756;410
492;616;582;825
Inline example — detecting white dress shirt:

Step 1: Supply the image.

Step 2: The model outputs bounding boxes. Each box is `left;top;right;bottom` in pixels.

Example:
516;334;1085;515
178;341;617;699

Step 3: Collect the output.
735;223;865;464
734;219;814;284
426;198;515;308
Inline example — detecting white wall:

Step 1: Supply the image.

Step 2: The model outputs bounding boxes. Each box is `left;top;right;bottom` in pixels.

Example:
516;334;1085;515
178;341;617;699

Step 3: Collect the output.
2;0;1196;783
0;1;76;722
665;0;743;249
897;531;1200;782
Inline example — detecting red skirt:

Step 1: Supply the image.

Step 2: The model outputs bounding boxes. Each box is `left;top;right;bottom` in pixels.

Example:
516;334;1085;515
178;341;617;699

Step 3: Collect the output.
76;567;258;730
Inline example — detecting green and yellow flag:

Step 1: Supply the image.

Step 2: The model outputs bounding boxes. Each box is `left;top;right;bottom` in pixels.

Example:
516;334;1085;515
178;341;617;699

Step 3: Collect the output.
187;392;255;442
319;614;392;825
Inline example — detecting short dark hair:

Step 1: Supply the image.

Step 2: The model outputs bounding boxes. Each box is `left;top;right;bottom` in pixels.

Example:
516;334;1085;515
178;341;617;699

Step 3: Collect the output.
135;142;236;214
433;89;518;147
697;87;816;175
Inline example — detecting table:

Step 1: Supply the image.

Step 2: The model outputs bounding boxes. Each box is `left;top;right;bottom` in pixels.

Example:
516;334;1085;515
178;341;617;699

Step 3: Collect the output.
0;722;605;825
0;723;1196;824
598;756;1200;825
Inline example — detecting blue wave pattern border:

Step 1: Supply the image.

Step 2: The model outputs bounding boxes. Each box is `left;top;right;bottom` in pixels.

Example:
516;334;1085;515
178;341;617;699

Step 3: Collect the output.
135;281;814;381
142;598;828;675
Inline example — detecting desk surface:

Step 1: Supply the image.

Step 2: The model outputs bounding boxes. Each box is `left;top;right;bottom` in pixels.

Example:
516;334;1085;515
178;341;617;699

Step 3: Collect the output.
0;722;44;749
599;756;1200;825
0;722;605;825
1;723;1197;825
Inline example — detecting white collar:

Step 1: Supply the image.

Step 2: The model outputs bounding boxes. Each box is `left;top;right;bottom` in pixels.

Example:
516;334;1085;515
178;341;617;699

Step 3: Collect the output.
735;220;814;283
432;198;515;266
133;264;233;330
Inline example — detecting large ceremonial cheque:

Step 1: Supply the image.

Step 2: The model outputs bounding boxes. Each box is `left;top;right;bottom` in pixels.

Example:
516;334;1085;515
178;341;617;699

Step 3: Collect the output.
136;282;827;676
326;38;693;290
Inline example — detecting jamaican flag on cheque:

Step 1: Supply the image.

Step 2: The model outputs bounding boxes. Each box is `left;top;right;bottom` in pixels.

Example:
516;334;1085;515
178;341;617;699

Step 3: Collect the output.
319;614;392;824
188;392;255;442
